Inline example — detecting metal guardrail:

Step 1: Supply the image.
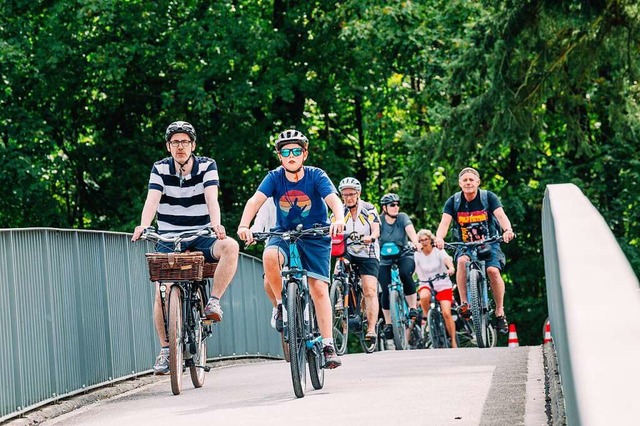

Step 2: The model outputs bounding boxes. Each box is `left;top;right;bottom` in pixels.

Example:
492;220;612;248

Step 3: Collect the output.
542;184;639;425
0;228;280;422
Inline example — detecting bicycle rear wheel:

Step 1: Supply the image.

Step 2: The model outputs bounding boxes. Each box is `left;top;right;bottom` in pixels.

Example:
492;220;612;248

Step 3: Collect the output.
287;280;307;398
468;269;489;348
329;279;348;355
307;300;325;390
389;290;407;350
189;284;207;388
168;285;184;395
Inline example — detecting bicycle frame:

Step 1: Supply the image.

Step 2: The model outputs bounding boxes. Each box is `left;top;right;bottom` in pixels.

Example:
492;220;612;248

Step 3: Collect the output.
388;263;411;350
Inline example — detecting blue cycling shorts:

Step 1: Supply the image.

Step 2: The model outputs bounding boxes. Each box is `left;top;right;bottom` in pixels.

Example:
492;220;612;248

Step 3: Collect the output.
155;236;218;263
454;243;505;271
265;235;331;283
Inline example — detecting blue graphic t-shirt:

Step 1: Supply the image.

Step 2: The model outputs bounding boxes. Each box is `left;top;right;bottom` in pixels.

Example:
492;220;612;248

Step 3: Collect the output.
257;166;336;231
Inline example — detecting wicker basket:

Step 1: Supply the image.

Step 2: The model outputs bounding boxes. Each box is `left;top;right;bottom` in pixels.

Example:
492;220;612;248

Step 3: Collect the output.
203;262;218;278
146;252;204;281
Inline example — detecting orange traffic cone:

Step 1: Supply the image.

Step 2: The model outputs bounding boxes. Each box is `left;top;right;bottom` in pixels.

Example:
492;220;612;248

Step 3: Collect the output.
543;320;552;344
508;323;519;347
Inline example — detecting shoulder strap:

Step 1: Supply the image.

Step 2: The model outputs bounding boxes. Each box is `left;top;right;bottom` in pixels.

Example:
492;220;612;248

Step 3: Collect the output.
454;191;462;213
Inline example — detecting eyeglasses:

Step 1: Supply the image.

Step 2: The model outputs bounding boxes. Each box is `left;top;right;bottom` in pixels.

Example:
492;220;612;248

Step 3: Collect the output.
418;238;431;243
387;203;400;207
279;147;304;157
341;192;358;198
169;139;193;148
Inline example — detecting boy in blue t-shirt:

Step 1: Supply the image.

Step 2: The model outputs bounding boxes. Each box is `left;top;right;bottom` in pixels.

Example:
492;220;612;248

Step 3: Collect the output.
237;129;345;369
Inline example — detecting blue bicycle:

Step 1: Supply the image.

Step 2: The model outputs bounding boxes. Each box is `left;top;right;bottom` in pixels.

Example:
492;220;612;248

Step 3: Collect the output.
253;225;330;398
380;242;416;350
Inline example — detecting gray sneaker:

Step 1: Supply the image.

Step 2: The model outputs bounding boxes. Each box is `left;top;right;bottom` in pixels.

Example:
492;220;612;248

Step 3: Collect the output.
153;348;169;375
204;297;223;322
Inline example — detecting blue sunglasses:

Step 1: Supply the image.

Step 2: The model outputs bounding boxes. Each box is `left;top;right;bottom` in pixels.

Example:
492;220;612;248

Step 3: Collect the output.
279;147;304;157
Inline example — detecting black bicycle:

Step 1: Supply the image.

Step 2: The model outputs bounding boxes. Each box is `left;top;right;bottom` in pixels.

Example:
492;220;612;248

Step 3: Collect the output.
140;227;215;395
418;273;452;349
329;233;377;355
253;225;330;398
445;236;505;348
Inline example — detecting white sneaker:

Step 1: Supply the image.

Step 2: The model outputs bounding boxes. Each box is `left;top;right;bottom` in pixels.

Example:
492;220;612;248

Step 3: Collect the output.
385;338;396;351
270;307;278;329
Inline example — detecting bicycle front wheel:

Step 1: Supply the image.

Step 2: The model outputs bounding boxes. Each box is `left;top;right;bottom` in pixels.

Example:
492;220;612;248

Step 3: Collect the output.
389;290;407;350
287;280;307;398
428;309;449;349
468;269;489;348
189;284;207;388
329;279;348;355
307;299;324;390
168;285;184;395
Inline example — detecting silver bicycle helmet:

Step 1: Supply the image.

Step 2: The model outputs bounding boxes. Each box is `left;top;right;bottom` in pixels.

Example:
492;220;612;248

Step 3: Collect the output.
165;121;197;142
338;177;361;192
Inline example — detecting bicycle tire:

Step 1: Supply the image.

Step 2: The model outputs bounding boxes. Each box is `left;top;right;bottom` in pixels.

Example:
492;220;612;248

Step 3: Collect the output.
168;285;184;395
487;323;498;348
389;290;407;350
428;309;449;349
359;298;377;353
307;299;325;390
468;269;489;348
189;284;207;388
287;280;306;398
329;279;348;355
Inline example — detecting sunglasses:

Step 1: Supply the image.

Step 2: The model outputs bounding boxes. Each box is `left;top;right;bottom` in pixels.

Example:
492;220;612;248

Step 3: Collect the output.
387;203;400;207
279;147;304;157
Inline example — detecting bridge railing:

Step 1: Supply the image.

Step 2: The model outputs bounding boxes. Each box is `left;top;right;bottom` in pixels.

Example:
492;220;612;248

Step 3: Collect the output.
0;228;279;422
542;184;639;425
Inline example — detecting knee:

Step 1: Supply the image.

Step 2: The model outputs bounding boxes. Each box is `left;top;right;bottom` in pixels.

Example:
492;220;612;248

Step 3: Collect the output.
487;267;501;282
218;238;239;256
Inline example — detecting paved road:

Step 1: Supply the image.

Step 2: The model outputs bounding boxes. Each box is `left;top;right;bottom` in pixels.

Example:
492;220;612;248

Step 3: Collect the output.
43;346;546;426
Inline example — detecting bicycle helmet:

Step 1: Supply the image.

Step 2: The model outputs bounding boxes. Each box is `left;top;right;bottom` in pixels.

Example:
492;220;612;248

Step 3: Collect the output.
275;129;309;151
165;121;197;142
380;193;400;206
338;177;361;192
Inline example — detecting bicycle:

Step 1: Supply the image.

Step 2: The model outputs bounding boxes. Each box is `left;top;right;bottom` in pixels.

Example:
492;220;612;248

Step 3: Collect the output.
329;233;377;355
418;273;452;349
253;225;331;398
380;242;416;350
444;236;506;348
140;227;216;395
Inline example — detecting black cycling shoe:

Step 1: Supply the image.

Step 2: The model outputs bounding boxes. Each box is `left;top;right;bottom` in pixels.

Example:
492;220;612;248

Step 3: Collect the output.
458;303;472;319
383;324;393;340
496;315;509;335
275;304;284;332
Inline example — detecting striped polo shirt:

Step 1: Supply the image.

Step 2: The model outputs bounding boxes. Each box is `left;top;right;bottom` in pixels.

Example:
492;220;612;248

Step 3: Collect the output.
148;155;219;235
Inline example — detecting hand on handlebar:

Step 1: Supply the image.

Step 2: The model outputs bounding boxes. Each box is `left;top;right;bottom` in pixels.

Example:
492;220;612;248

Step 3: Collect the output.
131;225;146;242
237;226;254;246
503;229;516;243
434;236;445;250
330;219;345;237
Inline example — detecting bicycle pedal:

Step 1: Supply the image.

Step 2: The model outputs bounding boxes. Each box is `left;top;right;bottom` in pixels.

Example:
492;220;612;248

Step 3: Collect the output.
201;318;214;325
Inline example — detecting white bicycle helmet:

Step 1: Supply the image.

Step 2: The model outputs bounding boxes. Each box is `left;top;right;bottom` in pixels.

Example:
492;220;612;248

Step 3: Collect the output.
275;129;309;151
339;177;361;192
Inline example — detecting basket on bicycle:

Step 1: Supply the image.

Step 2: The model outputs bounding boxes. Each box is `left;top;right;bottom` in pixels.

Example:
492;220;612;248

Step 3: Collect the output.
145;252;205;281
202;262;218;278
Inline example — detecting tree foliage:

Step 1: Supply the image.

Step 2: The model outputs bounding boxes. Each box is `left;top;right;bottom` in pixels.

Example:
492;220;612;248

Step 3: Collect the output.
1;0;638;344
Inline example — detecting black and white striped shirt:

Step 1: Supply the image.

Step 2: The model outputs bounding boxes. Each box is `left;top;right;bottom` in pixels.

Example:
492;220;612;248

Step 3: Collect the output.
148;156;219;235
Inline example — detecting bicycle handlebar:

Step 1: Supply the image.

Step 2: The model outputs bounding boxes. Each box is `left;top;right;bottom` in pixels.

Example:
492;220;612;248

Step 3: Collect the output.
252;225;331;243
443;235;508;251
417;272;449;285
140;226;214;244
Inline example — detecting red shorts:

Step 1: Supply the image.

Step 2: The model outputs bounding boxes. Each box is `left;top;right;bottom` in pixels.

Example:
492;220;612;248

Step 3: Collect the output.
419;286;453;303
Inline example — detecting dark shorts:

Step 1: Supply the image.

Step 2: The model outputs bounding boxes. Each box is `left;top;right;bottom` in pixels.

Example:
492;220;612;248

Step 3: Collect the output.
454;243;506;271
344;253;380;278
265;235;331;283
156;236;218;263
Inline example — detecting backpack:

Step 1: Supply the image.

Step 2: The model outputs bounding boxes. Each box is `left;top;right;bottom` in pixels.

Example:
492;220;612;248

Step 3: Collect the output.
452;189;500;241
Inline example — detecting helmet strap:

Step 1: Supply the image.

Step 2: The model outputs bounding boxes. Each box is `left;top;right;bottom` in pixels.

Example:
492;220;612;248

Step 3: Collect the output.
174;154;194;187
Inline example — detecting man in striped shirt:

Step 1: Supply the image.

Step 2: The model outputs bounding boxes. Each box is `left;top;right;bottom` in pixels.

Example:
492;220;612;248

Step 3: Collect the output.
132;121;239;374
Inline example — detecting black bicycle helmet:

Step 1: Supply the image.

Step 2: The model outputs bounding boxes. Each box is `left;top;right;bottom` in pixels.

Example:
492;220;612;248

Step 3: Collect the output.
380;193;400;206
275;129;309;151
165;121;197;142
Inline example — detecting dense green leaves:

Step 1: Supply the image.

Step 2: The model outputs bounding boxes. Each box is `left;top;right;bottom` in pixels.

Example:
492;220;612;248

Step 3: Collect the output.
1;0;638;344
